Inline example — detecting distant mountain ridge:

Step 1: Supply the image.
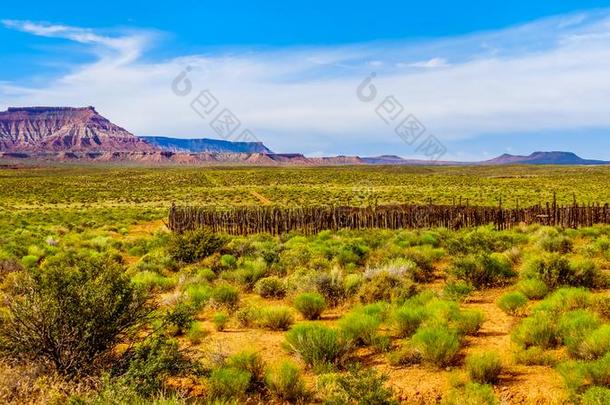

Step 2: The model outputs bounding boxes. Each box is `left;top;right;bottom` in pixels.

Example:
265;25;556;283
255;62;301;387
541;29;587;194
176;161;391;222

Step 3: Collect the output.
482;151;609;165
141;136;273;154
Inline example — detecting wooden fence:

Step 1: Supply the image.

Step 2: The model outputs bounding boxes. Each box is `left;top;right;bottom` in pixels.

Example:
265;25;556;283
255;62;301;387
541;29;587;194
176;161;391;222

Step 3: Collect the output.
168;197;610;236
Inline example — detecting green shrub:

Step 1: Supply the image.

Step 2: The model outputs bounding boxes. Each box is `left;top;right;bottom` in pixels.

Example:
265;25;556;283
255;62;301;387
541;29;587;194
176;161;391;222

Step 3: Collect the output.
254;276;286;298
387;343;422;366
453;309;485;336
168;229;226;263
187;322;208;344
441;383;498;405
582;387;610;405
259;306;294;331
443;281;474;302
208;367;251;399
411;327;461;367
357;271;416;304
516;278;548;299
132;271;177;292
0;253;150;376
122;336;192;397
466;352;502;384
344;273;364;297
579;325;610;360
316;271;346;306
513;346;557;366
294;292;326;320
558;310;601;357
235;305;260;328
393;305;427;338
523;254;601;289
213;312;230;331
535;288;591;314
226;350;266;388
211;284;240;310
538;233;573;253
512;312;559;349
319;366;397;405
265;361;308;402
449;253;515;289
184;283;212;309
338;312;381;347
497;291;528;316
164;301;196;335
284;323;352;369
220;254;237;269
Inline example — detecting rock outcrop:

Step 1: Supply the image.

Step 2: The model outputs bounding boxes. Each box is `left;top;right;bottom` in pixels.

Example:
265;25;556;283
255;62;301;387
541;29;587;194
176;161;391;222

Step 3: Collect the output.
0;106;157;152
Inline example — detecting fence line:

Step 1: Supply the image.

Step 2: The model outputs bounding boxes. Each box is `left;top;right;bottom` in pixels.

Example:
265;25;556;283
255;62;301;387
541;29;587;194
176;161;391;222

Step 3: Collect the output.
168;198;610;235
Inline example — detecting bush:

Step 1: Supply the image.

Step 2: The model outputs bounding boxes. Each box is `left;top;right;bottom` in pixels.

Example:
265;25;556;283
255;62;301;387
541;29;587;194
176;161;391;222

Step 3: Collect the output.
516;278;548;300
411;327;461;367
393;305;427;338
579;325;610;360
265;361;308;402
338;312;381;347
513;346;557;366
132;271;177;292
208;367;251;399
211;284;240;310
512;312;559;349
292;292;325;320
558;310;601;357
450;253;515;289
357;271;416;304
259;306;294;331
441;383;498;405
582;387;610;404
443;281;474;302
320;366;397;405
523;254;602;289
213;312;230;331
164;301;196;335
0;253;150;376
466;352;502;384
316;271;346;306
187;322;207;344
236;305;260;328
220;254;237;269
121;336;192;397
497;291;528;316
168;229;226;263
254;276;286;298
226;350;266;388
284;324;352;369
453;309;485;336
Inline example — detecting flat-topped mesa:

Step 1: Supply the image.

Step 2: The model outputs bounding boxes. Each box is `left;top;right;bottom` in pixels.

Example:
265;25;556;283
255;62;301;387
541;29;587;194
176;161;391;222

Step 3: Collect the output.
0;106;157;152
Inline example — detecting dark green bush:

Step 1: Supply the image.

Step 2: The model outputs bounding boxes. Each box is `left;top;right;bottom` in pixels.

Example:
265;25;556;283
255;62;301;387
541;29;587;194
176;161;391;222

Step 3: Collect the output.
450;253;515;289
0;253;150;376
411;326;460;367
121;336;192;397
523;255;602;289
284;323;352;369
466;352;502;384
164;301;196;335
254;276;286;298
294;292;326;320
265;361;308;402
167;230;226;264
497;291;528;316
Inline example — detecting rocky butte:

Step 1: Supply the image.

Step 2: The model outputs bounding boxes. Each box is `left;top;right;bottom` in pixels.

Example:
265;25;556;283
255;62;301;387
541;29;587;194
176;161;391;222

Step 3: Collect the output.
0;106;156;152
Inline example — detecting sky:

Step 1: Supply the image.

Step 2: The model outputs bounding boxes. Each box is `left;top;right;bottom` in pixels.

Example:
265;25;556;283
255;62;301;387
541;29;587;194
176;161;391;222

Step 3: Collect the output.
3;0;610;160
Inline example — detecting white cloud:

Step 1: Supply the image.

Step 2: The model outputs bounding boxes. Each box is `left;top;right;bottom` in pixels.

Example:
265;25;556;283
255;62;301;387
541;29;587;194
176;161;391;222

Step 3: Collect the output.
2;11;610;155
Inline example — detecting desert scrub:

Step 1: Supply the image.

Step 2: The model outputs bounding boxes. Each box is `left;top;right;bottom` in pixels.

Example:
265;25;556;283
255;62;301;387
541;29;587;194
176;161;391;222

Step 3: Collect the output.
357;271;416;304
466;352;503;384
0;253;151;376
411;326;461;367
512;312;559;349
443;281;474;302
258;306;294;331
254;276;286;298
558;310;601;357
523;254;603;289
497;291;528;316
513;346;557;366
132;270;178;292
317;366;397;405
226;350;266;389
516;278;549;299
393;305;427;338
293;292;326;320
582;387;610;404
284;323;352;370
211;284;240;310
213;312;230;331
441;382;498;405
167;229;226;264
208;367;251;400
338;311;381;347
265;361;308;402
449;253;515;288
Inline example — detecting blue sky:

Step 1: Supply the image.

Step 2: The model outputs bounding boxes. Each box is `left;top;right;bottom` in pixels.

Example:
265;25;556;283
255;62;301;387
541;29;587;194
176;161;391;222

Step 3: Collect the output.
3;0;610;160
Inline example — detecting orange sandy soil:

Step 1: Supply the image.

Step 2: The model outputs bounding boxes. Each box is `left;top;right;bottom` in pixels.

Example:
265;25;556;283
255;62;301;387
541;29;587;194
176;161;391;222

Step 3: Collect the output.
129;221;576;404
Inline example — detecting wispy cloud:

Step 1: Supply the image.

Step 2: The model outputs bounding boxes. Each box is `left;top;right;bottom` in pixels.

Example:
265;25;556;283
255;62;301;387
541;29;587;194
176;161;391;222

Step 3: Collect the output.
2;11;610;156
